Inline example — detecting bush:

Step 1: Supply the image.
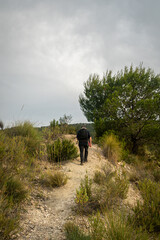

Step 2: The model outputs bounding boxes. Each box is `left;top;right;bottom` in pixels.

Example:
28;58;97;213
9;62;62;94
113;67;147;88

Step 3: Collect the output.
75;174;92;212
100;133;122;164
132;179;160;232
45;171;68;188
47;138;78;162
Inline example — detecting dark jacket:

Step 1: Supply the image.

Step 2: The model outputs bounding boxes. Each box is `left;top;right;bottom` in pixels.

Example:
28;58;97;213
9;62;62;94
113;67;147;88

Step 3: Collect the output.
77;128;90;146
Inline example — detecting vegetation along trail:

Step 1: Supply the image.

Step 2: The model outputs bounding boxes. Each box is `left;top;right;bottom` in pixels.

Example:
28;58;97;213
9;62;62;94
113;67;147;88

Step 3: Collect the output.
18;136;108;240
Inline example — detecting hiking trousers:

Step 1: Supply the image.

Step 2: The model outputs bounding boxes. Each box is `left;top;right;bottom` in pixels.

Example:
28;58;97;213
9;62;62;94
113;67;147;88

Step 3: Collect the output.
79;145;88;164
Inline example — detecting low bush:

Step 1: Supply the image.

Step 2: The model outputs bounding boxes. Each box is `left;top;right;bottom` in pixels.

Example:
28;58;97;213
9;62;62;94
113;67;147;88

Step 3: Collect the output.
75;174;92;213
40;171;68;188
47;138;78;162
131;179;160;233
48;171;68;188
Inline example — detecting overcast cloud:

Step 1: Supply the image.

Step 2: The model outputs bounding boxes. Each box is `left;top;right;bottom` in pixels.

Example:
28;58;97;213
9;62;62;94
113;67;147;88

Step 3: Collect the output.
0;0;160;127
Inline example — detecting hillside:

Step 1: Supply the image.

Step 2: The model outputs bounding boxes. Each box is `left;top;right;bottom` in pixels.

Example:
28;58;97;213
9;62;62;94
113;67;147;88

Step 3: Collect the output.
16;135;141;240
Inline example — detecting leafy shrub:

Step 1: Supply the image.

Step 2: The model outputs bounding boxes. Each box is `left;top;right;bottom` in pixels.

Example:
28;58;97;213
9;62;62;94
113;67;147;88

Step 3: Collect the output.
75;174;92;211
64;221;91;240
100;133;122;164
47;138;78;162
132;179;160;232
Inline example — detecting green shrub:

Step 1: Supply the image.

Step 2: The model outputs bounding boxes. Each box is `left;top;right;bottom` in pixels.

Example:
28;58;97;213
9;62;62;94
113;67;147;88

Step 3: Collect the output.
47;138;78;162
75;174;92;211
100;133;122;164
132;179;160;232
64;221;91;240
122;151;138;164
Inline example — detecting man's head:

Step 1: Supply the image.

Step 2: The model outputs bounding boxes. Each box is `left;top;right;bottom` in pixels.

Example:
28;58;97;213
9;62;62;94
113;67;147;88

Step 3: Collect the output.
81;124;87;129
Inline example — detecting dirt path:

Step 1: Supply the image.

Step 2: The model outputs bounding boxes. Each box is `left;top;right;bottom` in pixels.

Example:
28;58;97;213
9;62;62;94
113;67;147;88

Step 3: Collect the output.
18;137;108;240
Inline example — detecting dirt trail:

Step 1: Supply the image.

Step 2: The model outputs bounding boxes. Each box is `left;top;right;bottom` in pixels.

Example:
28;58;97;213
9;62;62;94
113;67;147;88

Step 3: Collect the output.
18;135;140;240
18;136;108;240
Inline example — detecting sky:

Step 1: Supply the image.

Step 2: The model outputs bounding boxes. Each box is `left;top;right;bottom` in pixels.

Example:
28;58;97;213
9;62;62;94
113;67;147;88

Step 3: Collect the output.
1;0;160;127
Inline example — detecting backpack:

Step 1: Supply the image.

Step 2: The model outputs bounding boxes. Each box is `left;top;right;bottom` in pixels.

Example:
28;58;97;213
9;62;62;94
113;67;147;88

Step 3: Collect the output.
78;128;88;140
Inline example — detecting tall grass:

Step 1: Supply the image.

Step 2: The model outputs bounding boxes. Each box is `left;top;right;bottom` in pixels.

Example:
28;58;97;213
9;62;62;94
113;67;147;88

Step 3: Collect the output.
65;211;149;240
100;133;122;164
0;128;29;239
131;179;160;233
65;222;91;240
5;121;41;156
93;167;129;210
41;171;68;188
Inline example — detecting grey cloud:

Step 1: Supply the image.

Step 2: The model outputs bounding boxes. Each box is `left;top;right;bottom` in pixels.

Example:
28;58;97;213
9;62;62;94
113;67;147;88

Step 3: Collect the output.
1;0;160;126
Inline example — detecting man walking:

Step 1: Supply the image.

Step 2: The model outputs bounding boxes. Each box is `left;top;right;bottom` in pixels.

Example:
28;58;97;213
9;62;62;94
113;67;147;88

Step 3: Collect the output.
77;125;92;165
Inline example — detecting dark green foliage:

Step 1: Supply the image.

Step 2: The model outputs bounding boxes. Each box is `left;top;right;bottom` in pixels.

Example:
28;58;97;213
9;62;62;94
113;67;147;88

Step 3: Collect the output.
65;222;91;240
0;120;4;130
79;64;160;154
47;138;78;162
132;179;160;232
